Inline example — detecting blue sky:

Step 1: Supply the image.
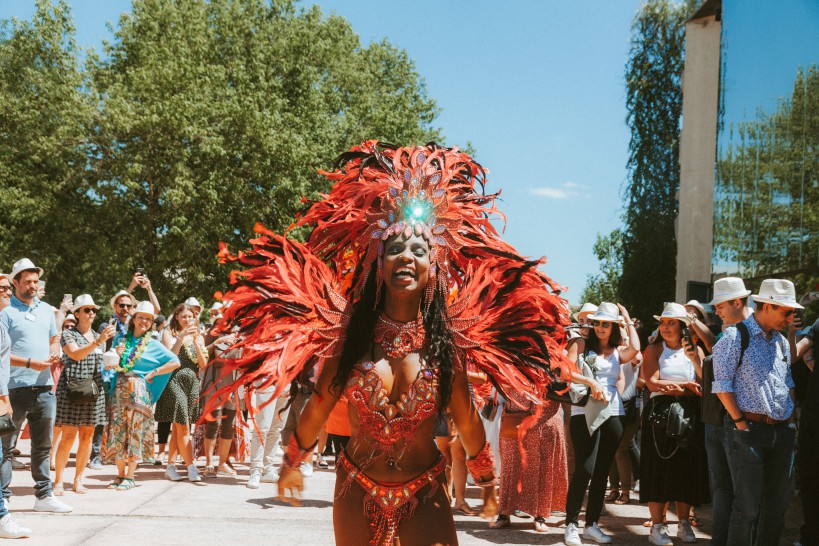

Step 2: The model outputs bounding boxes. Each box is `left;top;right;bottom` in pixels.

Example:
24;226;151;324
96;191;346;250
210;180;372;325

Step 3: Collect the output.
1;0;643;305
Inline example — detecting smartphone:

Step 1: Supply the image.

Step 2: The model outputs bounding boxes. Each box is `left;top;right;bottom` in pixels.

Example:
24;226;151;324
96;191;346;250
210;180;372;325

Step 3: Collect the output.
63;294;72;303
135;267;145;276
681;326;693;347
109;318;118;328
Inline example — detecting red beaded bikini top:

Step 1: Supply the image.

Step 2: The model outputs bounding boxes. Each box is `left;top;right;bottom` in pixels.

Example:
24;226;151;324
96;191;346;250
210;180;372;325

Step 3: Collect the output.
344;361;439;449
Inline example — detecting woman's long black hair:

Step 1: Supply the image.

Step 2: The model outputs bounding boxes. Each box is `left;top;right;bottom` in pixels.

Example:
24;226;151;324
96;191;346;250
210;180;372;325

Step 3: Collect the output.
330;261;456;418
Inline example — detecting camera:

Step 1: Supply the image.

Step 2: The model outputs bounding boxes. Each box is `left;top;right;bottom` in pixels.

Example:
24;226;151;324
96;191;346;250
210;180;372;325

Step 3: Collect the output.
681;326;693;347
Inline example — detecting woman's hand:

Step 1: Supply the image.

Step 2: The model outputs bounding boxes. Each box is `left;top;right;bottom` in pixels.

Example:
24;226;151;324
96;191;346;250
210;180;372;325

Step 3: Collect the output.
277;467;304;506
659;383;686;396
99;324;116;343
115;343;125;357
480;486;499;519
587;378;606;401
145;370;157;384
681;336;700;363
683;381;702;396
617;303;631;322
183;323;200;338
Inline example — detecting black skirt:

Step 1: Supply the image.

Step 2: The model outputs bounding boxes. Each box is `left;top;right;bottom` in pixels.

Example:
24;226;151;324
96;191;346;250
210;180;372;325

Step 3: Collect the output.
639;395;710;505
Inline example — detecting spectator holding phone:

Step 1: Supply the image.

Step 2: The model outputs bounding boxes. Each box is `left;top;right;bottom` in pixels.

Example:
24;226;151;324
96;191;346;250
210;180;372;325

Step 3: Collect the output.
640;303;708;545
0;258;72;513
129;270;161;315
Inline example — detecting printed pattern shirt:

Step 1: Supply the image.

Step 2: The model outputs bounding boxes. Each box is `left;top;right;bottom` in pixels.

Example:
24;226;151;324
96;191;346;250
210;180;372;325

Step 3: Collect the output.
712;314;794;421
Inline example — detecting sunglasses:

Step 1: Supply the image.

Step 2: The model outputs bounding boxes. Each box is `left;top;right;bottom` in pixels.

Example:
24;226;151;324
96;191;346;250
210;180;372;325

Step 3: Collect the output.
79;308;97;314
117;303;133;309
591;320;612;327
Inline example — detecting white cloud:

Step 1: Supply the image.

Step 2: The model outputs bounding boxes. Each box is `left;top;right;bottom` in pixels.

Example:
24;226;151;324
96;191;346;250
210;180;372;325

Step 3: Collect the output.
529;187;575;199
528;181;587;199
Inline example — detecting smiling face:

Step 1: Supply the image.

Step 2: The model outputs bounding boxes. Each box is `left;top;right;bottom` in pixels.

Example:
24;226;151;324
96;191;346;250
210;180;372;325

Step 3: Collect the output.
658;318;683;344
132;313;154;337
381;233;431;300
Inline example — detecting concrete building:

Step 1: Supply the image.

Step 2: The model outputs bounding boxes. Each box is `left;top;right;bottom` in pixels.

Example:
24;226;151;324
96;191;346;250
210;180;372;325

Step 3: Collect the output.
676;0;819;302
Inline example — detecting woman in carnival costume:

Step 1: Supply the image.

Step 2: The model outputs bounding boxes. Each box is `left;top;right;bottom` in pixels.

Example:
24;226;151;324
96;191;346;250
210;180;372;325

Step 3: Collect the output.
209;142;573;545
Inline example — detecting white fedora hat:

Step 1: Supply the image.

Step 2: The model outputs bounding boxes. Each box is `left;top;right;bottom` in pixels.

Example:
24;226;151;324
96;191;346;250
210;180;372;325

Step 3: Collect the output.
209;301;224;313
709;277;751;306
72;294;100;313
109;290;137;310
63;313;77;324
653;302;693;325
685;300;708;320
6;258;43;281
573;302;598;322
132;300;157;319
185;297;203;310
751;279;804;310
588;302;622;323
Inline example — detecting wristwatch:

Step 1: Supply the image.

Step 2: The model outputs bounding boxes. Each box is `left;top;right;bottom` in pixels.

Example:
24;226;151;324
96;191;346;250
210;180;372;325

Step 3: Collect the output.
25;358;31;369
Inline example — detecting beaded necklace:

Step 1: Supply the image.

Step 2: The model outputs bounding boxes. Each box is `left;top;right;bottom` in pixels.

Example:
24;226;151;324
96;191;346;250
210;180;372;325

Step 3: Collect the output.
373;313;425;359
117;332;152;372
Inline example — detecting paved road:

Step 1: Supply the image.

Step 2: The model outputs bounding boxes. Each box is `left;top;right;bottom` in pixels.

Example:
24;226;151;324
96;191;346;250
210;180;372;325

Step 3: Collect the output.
4;438;799;545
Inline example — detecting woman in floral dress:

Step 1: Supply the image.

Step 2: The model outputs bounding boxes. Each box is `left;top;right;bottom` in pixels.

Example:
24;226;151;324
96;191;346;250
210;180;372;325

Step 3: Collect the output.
102;301;178;490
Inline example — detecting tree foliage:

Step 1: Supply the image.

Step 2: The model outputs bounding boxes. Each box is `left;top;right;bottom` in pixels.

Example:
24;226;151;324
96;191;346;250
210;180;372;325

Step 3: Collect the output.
0;0;440;311
620;0;692;322
580;229;623;306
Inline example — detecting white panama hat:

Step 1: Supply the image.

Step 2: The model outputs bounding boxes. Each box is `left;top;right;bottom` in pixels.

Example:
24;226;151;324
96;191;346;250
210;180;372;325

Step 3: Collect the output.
751;279;804;310
63;314;77;324
6;258;43;281
709;277;751;306
587;302;622;323
209;301;224;313
185;297;203;310
653;302;693;325
132;300;157;319
72;294;100;313
573;302;598;322
685;300;708;320
109;290;137;310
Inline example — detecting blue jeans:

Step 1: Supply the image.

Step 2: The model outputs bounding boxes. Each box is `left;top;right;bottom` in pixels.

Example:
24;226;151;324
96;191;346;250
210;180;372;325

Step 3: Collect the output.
725;418;795;546
704;423;733;546
1;387;56;500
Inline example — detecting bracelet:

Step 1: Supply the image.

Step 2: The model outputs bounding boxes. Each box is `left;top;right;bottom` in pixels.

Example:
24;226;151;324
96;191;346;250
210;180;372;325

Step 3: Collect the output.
732;416;745;423
281;432;318;472
465;442;497;488
26;358;31;369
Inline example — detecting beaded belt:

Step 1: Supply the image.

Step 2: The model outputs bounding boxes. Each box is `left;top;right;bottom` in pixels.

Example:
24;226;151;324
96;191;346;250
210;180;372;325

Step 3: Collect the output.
336;451;446;546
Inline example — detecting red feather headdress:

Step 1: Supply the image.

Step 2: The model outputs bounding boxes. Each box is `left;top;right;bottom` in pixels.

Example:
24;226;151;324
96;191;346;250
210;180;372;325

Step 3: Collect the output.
206;142;574;417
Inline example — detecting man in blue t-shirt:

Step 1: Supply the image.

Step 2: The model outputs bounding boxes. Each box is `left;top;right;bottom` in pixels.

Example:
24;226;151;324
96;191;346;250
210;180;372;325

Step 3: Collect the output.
0;259;72;513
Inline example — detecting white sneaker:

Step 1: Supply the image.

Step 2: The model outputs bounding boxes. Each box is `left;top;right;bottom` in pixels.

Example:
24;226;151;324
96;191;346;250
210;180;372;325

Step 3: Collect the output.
187;464;201;482
677;520;697;543
583;523;613;544
10;458;25;470
165;464;184;482
274;444;284;457
299;461;313;478
565;523;584;546
260;468;279;483
316;455;328;469
649;524;673;546
0;514;31;538
33;494;73;513
247;469;262;489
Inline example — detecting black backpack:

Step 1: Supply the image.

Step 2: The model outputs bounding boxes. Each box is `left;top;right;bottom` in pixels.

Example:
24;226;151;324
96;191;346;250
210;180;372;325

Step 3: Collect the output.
701;322;749;426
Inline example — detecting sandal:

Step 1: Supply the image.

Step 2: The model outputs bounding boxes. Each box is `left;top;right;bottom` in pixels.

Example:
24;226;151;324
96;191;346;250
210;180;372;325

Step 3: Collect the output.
116;478;136;491
489;514;510;529
107;477;125;489
615;492;631;505
534;516;548;533
202;466;216;478
605;489;620;502
216;465;237;477
73;482;88;494
644;518;667;528
455;501;477;516
53;483;65;496
690;516;703;528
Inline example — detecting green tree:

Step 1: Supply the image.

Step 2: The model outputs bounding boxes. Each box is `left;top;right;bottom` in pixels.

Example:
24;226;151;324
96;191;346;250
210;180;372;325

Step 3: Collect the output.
620;0;692;322
0;0;94;299
86;0;441;307
580;229;623;307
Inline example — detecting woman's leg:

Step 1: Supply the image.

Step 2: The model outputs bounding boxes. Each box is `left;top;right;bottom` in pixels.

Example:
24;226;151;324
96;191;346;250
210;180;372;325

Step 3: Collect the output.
51;425;62;469
54;426;78;488
397;475;458;546
172;422;194;467
649;501;666;525
204;407;222;469
585;416;625;525
565;414;598;525
676;501;692;522
115;459;126;478
217;408;236;472
167;427;178;465
156;421;171;460
614;417;638;499
450;435;470;511
126;459;138;480
73;426;95;485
